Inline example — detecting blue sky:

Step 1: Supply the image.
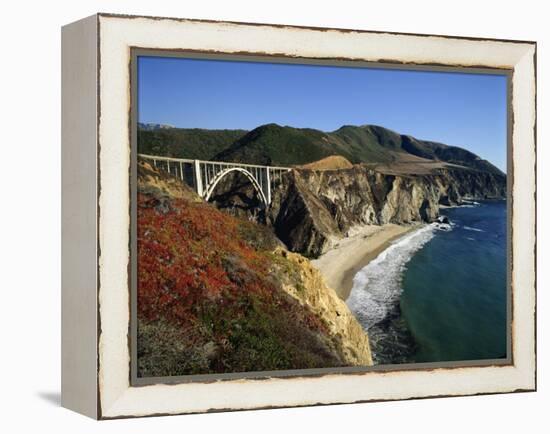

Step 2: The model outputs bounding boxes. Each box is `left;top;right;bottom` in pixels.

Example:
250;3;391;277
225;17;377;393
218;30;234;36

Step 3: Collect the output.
138;56;508;172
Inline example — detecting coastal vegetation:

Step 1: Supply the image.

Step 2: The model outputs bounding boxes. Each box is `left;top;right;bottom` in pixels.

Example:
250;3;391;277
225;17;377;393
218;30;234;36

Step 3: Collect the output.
136;162;372;377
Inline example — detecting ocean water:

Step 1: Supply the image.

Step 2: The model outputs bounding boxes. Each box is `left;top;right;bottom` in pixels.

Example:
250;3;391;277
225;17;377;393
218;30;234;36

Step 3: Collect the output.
347;200;508;365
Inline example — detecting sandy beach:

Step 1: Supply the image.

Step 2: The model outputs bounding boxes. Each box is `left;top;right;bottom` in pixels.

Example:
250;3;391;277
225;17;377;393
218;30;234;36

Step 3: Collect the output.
311;224;419;301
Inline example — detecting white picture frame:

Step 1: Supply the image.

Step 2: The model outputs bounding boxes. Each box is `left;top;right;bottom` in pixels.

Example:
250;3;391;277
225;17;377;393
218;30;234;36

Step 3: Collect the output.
61;13;536;419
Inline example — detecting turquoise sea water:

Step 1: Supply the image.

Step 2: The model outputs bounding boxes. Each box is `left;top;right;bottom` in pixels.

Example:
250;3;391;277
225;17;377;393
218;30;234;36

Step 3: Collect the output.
347;200;508;364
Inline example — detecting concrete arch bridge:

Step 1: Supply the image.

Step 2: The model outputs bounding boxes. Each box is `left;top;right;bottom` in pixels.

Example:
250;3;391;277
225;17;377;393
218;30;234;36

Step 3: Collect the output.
139;154;291;207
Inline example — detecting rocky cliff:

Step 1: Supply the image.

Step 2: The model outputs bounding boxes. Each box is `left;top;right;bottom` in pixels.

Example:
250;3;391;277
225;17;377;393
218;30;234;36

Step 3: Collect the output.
275;248;372;364
208;163;505;258
267;166;506;257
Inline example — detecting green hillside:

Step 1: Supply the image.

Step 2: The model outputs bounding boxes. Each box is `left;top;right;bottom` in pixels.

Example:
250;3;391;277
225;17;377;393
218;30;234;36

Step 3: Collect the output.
216;123;504;175
214;124;338;166
330;125;401;164
138;127;246;160
138;123;504;176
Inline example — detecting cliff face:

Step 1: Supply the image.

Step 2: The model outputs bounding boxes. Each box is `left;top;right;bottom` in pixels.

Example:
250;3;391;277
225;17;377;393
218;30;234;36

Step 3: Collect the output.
275;248;372;365
267;166;506;257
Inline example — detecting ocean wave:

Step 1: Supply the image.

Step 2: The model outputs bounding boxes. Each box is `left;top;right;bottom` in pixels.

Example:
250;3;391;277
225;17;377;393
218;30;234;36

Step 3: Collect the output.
433;222;453;231
463;226;484;232
442;201;480;209
346;225;436;331
458;201;481;208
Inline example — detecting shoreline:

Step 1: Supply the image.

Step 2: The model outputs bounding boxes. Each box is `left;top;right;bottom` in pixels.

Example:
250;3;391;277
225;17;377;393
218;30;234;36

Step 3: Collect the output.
311;224;420;301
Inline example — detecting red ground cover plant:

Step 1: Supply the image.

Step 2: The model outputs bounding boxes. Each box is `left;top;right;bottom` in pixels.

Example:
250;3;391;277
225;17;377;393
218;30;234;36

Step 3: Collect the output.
136;191;344;377
138;193;274;322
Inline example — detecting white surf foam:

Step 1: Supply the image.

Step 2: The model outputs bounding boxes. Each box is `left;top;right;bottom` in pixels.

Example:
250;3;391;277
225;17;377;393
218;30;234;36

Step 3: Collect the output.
463;226;484;232
346;224;438;330
441;200;481;209
433;222;453;231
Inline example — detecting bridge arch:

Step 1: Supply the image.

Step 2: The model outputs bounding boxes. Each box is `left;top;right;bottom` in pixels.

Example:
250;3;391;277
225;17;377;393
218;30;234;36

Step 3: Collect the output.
203;167;268;206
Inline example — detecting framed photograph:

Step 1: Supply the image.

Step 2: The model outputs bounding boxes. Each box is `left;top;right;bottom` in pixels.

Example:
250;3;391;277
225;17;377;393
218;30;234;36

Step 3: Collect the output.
61;13;536;419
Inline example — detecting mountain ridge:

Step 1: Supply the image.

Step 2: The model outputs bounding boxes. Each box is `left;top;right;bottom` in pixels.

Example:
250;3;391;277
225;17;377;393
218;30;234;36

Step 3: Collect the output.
138;122;504;176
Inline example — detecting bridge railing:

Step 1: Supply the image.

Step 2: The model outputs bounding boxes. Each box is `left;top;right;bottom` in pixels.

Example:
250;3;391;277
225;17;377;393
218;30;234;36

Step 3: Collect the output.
138;154;196;186
138;153;291;171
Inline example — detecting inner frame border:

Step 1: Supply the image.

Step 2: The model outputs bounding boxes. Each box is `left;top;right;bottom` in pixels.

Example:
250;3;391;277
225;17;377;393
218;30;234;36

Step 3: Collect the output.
128;48;514;387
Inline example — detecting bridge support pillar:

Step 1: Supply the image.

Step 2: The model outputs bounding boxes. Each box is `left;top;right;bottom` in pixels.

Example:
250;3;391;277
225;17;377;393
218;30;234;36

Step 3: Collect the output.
193;160;204;197
266;169;271;205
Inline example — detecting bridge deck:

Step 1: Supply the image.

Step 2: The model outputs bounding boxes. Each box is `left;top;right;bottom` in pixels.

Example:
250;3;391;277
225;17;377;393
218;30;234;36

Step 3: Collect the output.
138;153;291;171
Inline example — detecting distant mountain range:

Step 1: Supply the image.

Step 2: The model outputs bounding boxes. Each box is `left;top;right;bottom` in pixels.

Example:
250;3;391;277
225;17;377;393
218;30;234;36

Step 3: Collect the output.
138;122;176;130
138;123;504;176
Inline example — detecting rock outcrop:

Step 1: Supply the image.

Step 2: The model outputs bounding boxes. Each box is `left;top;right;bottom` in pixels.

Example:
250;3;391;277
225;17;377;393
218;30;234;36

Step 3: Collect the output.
274;248;373;365
267;166;506;257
